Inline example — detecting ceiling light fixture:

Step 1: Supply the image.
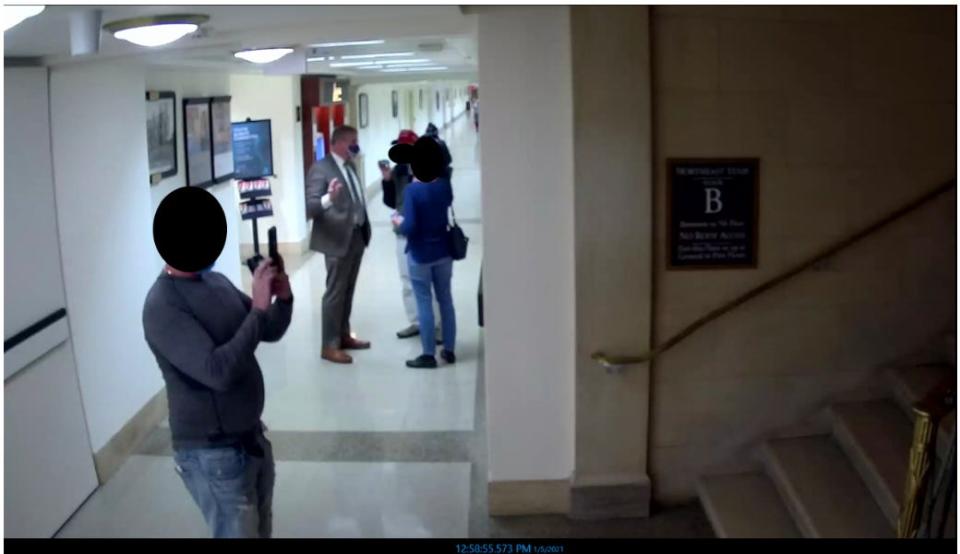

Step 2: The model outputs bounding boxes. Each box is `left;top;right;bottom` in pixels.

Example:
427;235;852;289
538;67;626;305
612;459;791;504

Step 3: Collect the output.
4;5;45;32
103;14;208;47
234;47;294;64
307;56;326;62
340;52;414;60
380;59;432;66
311;39;384;48
329;61;384;68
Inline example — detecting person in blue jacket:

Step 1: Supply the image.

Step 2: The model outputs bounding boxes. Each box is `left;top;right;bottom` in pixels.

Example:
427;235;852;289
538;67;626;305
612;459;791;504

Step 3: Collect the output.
389;136;457;369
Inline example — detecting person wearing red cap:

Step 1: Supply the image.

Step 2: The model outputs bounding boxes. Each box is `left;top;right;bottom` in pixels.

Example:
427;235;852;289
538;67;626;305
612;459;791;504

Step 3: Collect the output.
382;129;441;340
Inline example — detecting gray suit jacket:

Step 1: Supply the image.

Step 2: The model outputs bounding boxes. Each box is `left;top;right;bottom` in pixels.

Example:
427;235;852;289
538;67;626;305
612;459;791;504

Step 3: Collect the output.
305;156;372;257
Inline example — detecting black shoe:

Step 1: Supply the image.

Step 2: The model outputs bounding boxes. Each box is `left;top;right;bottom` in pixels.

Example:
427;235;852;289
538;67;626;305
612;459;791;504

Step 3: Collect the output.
441;350;456;364
406;355;438;369
397;325;420;339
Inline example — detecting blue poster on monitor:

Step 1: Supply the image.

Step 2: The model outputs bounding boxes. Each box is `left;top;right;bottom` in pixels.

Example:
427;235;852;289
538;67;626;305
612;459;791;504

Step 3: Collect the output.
232;119;274;180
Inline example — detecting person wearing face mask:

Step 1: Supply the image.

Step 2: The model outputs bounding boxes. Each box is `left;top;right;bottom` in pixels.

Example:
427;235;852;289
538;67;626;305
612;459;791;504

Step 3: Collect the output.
305;125;372;364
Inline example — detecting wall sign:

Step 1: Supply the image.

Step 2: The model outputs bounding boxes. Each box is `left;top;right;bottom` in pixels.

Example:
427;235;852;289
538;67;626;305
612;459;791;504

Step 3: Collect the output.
668;158;759;269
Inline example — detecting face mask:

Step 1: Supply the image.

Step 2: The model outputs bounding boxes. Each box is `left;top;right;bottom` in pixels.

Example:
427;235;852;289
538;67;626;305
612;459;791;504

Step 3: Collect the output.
348;143;361;157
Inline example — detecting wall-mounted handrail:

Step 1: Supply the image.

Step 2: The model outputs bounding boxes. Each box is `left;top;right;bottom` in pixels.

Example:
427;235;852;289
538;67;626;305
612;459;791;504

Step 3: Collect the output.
592;178;956;369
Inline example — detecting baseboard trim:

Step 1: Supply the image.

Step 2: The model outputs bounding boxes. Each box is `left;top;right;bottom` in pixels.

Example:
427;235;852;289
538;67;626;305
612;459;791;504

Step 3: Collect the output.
569;473;652;519
93;389;167;485
488;479;571;516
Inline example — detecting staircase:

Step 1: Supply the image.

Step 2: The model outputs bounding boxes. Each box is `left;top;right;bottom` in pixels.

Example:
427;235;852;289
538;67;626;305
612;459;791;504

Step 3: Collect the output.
697;337;956;538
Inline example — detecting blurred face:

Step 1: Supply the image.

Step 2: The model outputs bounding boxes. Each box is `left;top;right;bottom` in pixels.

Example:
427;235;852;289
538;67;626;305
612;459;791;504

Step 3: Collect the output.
332;132;358;159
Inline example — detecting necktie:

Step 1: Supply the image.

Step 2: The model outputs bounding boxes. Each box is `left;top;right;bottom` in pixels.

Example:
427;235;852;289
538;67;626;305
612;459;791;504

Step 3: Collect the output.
344;161;365;226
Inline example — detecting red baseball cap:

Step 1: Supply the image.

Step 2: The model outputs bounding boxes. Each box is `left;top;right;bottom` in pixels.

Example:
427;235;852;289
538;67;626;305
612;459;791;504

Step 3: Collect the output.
392;129;418;145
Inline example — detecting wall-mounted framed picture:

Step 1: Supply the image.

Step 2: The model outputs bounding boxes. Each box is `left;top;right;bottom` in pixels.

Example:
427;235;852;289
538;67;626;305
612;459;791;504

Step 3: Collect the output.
359;93;369;128
436;91;440;111
210;96;234;184
419;89;423;110
146;91;177;185
391;90;399;118
183;97;214;188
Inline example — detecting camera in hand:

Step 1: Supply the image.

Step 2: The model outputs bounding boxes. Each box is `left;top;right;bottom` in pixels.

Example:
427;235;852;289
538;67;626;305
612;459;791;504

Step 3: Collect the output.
268;226;284;273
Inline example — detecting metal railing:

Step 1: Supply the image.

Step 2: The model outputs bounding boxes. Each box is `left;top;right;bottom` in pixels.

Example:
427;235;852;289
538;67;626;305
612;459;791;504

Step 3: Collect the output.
592;178;956;369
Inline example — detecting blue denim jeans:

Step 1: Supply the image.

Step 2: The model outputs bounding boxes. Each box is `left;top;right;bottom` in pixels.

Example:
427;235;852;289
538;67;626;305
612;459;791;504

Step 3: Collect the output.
408;255;456;356
173;432;275;538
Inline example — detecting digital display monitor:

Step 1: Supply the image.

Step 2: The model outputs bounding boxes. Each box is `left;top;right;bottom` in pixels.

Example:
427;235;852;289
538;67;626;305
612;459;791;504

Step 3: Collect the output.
231;119;274;181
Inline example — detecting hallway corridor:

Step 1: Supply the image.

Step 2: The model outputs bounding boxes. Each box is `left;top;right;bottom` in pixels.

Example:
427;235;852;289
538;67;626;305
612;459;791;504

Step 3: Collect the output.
58;116;487;538
54;116;710;539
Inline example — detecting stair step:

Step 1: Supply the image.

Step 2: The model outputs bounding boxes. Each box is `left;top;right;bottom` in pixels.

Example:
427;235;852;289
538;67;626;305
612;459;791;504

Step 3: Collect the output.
885;364;956;458
762;436;894;538
830;400;913;527
698;473;801;538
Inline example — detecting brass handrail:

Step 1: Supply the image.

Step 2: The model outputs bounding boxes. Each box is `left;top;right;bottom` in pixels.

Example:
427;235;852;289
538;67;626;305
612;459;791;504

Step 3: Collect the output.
592;178;956;369
898;379;955;538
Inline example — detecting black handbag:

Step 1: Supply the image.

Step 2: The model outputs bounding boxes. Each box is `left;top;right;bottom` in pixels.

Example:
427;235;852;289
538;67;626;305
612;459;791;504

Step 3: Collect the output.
448;206;469;261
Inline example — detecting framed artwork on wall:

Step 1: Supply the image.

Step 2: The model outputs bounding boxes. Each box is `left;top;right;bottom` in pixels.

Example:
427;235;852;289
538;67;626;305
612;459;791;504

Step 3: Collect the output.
391;90;399;118
436;91;440;111
145;91;177;185
183;97;214;188
210;96;234;184
359;93;369;128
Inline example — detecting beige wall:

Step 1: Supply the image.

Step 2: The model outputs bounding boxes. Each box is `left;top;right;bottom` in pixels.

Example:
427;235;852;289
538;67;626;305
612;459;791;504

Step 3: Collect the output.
570;6;653;506
649;5;956;502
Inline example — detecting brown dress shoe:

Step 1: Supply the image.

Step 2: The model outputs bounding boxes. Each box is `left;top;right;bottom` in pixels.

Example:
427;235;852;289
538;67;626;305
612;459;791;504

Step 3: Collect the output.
341;336;371;350
322;348;353;364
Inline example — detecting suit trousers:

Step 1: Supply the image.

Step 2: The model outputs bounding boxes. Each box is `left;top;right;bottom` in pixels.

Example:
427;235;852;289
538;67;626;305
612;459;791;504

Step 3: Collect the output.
323;227;366;348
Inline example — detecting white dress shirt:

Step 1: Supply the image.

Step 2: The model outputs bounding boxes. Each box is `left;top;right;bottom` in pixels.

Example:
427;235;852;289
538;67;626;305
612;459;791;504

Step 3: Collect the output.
321;152;363;210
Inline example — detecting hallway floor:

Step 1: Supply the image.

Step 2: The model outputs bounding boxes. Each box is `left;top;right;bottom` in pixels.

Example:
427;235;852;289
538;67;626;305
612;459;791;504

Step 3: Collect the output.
55;116;711;538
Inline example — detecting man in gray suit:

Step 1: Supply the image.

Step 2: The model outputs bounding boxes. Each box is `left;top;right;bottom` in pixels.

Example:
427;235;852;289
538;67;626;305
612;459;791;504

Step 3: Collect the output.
305;125;372;364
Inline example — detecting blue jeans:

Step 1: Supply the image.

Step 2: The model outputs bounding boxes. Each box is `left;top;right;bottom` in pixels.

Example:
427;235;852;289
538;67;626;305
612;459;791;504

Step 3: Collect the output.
173;432;275;538
408;255;456;356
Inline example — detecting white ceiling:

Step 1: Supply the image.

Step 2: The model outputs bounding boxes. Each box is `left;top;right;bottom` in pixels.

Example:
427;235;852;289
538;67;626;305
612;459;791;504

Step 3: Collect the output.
3;5;477;78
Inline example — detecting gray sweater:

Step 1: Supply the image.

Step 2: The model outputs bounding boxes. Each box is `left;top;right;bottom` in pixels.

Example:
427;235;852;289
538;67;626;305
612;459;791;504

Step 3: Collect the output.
142;270;293;449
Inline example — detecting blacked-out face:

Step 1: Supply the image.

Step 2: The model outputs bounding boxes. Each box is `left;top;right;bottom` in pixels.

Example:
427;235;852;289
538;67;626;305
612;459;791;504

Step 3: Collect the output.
153;187;226;273
388;136;445;183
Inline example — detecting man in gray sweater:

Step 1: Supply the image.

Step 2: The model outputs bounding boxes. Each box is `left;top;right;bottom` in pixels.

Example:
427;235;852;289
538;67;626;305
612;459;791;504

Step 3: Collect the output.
143;187;293;538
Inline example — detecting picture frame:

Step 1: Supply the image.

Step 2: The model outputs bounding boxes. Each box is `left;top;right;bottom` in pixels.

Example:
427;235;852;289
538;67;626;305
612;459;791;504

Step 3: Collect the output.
210;96;235;184
436;91;440;111
391;90;399;118
145;91;177;185
183;97;214;188
359;93;369;129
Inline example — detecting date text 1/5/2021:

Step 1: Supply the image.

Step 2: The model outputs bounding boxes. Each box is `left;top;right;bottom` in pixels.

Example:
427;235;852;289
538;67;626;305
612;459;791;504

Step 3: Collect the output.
455;545;565;554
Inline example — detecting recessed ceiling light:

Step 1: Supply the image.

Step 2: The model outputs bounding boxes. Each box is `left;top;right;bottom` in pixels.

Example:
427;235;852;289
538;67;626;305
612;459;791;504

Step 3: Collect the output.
103;14;208;47
340;52;414;60
4;5;45;32
234;47;294;64
307;56;326;62
329;61;383;68
311;39;384;48
380;59;431;66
